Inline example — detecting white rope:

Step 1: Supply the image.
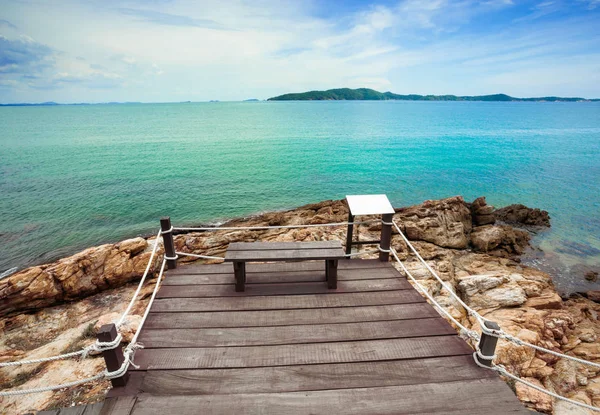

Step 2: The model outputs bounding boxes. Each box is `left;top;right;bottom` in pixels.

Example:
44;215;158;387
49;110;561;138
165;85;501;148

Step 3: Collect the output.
392;220;488;328
164;254;179;261
0;331;122;369
0;260;168;396
0;229;162;369
474;361;600;412
390;248;479;341
115;229;162;328
160;226;173;234
0;373;106;396
172;220;378;232
392;220;600;369
175;251;224;261
498;333;600;369
0;349;89;368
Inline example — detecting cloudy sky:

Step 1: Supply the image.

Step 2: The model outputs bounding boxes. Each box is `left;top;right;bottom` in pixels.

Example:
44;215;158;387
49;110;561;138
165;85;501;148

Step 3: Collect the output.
1;0;599;103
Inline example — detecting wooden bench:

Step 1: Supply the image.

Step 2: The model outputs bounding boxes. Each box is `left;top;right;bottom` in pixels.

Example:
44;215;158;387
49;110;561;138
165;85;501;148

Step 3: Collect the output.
224;241;345;292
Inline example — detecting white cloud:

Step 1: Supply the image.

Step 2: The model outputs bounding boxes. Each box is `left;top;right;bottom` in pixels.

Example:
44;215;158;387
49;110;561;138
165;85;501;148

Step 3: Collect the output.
0;0;599;102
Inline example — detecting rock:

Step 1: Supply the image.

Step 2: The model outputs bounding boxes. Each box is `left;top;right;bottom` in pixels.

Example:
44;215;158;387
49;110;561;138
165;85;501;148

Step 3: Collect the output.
458;274;527;308
550;359;579;396
515;376;553;412
554;399;592;415
525;293;563;310
494;203;551;227
395;196;472;249
470;225;531;258
0;239;162;317
470;196;496;226
457;274;506;297
586;291;600;303
116;237;148;255
585;271;598;282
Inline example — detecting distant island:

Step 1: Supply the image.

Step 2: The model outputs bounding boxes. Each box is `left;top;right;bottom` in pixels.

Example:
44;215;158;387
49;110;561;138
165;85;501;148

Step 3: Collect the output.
268;88;600;102
244;99;260;102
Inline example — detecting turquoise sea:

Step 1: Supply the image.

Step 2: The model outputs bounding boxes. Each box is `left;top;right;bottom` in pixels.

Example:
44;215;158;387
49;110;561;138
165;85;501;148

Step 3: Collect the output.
1;101;599;293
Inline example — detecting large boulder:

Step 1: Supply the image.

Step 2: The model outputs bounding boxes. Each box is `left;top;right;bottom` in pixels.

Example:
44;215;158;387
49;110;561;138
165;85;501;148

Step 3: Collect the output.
395;196;472;249
0;238;162;316
470;225;531;258
494;204;551;227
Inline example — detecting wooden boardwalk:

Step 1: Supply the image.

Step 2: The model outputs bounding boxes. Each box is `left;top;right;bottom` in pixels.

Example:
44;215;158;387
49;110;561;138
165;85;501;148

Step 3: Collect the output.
47;259;530;414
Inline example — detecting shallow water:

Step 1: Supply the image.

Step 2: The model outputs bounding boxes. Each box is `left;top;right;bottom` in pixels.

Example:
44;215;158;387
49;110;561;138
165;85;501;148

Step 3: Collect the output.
1;101;599;292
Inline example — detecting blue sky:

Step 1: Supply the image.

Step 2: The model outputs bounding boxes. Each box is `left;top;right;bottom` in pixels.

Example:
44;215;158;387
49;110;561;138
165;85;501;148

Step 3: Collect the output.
1;0;599;102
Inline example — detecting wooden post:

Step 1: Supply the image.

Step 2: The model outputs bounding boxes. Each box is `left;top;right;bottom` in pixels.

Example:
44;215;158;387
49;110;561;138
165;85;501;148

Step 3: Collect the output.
234;261;246;292
345;212;355;257
379;213;393;262
476;320;500;367
97;323;129;387
160;216;177;270
326;259;338;289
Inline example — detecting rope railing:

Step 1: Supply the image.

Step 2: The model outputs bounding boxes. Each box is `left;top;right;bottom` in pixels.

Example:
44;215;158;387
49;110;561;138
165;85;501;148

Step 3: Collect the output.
0;259;167;397
390;222;600;412
116;229;162;327
4;213;599;411
0;229;163;370
390;248;479;341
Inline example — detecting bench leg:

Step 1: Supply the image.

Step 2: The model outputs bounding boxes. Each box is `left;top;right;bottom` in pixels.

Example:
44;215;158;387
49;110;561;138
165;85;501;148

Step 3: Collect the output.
326;259;338;289
234;262;246;292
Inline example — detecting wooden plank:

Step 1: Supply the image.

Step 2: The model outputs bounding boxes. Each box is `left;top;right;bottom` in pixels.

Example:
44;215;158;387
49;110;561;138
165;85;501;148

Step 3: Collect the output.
224;248;344;262
130;379;529;414
157;278;412;298
145;303;439;329
165;259;391;276
228;241;342;251
139;355;496;395
99;396;137;415
36;411;60;415
151;290;425;312
132;336;472;370
82;402;106;415
57;406;86;415
138;317;456;348
162;267;400;285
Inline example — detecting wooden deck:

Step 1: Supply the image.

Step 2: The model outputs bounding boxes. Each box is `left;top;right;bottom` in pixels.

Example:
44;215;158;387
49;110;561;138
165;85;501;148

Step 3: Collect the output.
47;259;530;414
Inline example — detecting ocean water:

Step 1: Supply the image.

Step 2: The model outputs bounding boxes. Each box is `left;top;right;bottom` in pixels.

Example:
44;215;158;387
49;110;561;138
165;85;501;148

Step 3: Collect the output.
1;101;599;293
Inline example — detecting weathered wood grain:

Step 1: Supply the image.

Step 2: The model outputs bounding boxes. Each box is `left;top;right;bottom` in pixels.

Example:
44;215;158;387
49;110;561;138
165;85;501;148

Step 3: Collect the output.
165;259;391;276
139;317;455;348
81;402;105;415
157;278;411;298
132;336;472;370
151;290;425;312
224;248;344;262
139;355;495;395
98;396;137;415
130;379;529;414
228;241;342;251
145;303;439;329
162;267;400;285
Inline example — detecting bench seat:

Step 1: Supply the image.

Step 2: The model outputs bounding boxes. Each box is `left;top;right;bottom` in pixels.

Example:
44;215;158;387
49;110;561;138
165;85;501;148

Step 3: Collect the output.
224;241;345;292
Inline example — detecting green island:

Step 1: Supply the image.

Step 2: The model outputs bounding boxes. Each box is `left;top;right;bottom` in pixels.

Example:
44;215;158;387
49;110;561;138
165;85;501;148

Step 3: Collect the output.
268;88;599;102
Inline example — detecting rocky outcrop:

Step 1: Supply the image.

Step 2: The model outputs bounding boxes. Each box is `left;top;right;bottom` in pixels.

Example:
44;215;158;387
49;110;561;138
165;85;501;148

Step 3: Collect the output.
3;195;597;415
395;196;472;249
0;238;162;316
471;225;531;258
495;204;551;227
